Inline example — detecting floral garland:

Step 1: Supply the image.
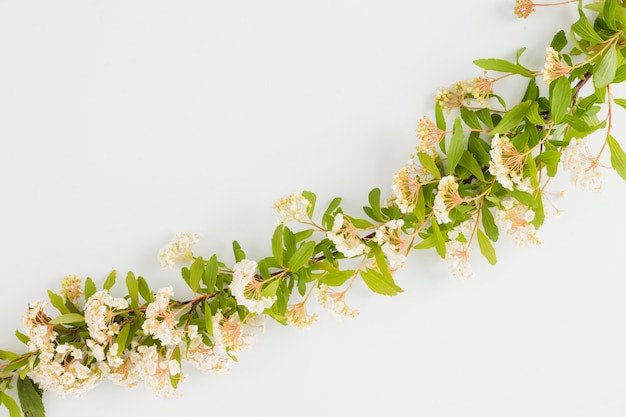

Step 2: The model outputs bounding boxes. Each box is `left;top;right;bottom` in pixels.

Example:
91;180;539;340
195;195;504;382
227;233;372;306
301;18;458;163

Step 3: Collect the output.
1;1;625;415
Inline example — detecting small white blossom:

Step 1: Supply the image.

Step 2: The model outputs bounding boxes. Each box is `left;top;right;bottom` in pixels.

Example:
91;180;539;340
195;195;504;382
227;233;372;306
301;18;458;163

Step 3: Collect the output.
273;192;311;224
314;284;359;318
561;138;603;192
230;259;276;314
495;197;542;247
488;134;531;192
158;232;200;269
326;213;366;257
434;175;462;224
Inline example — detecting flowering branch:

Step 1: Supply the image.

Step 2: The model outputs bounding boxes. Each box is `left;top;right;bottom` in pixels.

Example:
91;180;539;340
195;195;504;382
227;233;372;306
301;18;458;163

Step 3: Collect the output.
3;1;626;416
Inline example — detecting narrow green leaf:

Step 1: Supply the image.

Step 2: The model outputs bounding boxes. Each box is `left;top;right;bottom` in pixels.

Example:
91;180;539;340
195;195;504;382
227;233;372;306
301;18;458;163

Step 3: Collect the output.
359;268;403;296
526;102;547;126
47;290;69;314
430;221;446;259
204;302;213;337
301;190;316;219
613;64;626;83
0;350;19;361
477;229;497;265
607;135;626;180
137;276;154;303
48;313;84;325
594;44;618;89
322;197;342;229
447;117;465;173
413;186;426;222
417;152;441;179
125;272;139;308
532;191;546;228
481;204;499;242
491;101;532;135
115;322;131;354
549;76;572;124
413;234;436;250
287;241;316;272
435;101;446;131
84;277;96;301
271;225;284;267
563;114;591;132
0;392;21;417
189;257;204;293
204;255;218;291
473;58;533;77
15;331;28;345
613;98;626;110
605;0;617;30
102;270;116;291
476;108;494;129
17;377;45;417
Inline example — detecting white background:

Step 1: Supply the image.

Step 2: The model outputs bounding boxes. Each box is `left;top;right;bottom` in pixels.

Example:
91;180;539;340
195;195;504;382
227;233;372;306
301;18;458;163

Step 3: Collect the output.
1;1;625;416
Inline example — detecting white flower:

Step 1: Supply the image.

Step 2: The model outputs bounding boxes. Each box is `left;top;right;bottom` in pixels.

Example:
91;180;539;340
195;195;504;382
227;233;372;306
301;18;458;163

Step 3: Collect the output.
314;284;358;318
84;290;128;344
392;156;434;214
158;232;200;269
273;192;311;224
285;303;319;328
433;175;462;224
561;138;603;192
444;217;477;280
229;259;276;314
326;213;366;257
488;134;531;192
495;197;542;247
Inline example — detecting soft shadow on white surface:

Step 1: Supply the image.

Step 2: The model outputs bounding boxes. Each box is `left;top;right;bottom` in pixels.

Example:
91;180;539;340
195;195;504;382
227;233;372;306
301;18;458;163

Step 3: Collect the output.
0;1;625;416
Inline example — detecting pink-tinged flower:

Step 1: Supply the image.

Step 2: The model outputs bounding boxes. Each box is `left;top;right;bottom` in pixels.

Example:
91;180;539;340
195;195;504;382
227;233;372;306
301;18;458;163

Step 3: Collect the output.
392;156;434;214
561;138;603;192
488;134;532;192
495;197;542;247
541;47;572;84
433;175;464;224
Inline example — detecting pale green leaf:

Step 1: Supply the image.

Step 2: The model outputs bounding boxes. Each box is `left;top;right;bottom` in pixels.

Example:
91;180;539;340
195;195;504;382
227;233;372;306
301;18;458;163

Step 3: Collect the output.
102;270;116;291
550;76;572;123
189;257;204;293
491;101;532;135
447;117;465;173
477;229;497;265
359;268;403;296
607;135;626;180
48;313;84;325
417;152;441;179
473;58;533;77
0;392;21;417
594;44;618;89
287;241;316;272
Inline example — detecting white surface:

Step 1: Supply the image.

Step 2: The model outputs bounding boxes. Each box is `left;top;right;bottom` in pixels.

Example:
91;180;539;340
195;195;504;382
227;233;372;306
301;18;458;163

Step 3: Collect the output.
1;1;625;416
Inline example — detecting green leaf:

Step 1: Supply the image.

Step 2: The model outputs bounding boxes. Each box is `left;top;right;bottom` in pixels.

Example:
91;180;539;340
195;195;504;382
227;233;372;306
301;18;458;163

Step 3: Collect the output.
549;76;572;123
0;392;21;417
17;377;45;417
137;276;154;303
367;188;384;222
563;114;591;132
320;269;355;286
359;268;403;296
538;149;562;167
102;270;116;291
459;151;486;182
189;257;204;293
204;255;218;291
261;279;280;298
47;291;69;315
607;135;626;180
550;30;568;52
48;313;84;325
491;101;532;135
301;190;316;219
604;0;617;30
287;241;316;272
115;322;132;354
447;117;465;174
322;197;342;229
84;277;96;301
594;44;618;89
510;189;538;208
0;350;19;361
572;10;605;44
232;241;246;263
435;101;446;131
526;102;546;126
271;225;284;267
613;64;626;83
477;229;497;265
430;221;446;259
473;58;533;77
413;186;426;222
481;204;499;242
460;107;482;130
204;302;213;337
15;331;28;346
417;152;441;179
125;272;139;308
613;98;626;111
